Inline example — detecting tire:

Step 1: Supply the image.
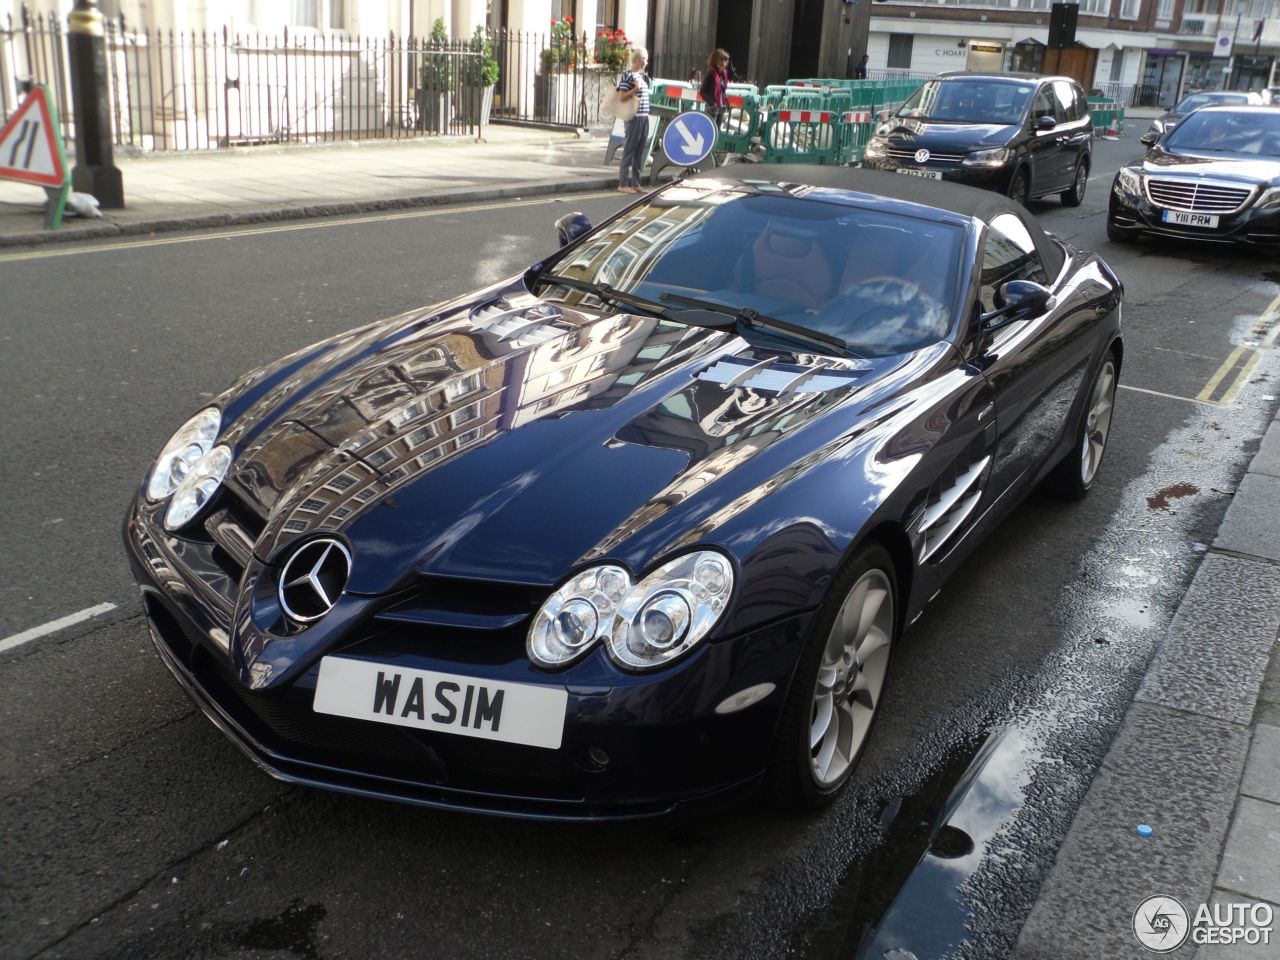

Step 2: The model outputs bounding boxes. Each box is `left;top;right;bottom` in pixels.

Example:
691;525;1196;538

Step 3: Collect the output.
1046;353;1118;500
1107;219;1139;243
1061;159;1088;207
1008;169;1030;207
766;542;898;812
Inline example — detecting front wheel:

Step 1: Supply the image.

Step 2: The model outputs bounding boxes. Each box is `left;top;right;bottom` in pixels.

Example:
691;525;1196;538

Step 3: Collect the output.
1061;160;1088;206
1046;354;1118;499
766;543;897;812
1008;169;1030;207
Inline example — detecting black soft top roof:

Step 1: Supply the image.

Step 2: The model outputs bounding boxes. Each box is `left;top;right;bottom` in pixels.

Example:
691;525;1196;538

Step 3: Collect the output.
692;165;1066;277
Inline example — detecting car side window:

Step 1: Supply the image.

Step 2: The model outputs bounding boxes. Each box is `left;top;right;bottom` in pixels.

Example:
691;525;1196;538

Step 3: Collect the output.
1071;84;1089;123
1032;85;1057;125
980;213;1048;313
1052;81;1076;123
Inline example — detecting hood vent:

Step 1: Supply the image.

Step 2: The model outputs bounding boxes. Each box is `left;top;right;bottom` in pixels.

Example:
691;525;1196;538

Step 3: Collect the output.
697;355;869;395
469;299;568;348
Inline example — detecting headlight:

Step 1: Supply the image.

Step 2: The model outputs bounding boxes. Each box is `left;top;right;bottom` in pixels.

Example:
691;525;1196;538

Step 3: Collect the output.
863;138;888;160
607;552;734;671
527;550;734;671
1116;166;1143;195
1255;186;1280;210
147;407;221;501
164;445;232;530
962;147;1010;167
528;564;630;668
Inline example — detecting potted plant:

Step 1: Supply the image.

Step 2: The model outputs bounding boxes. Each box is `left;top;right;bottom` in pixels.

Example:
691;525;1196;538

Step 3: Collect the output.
416;18;453;134
595;27;630;76
459;25;499;127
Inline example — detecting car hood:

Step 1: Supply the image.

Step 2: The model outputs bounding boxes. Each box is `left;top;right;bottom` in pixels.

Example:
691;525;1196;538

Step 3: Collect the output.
1141;147;1280;185
879;118;1020;151
218;280;944;594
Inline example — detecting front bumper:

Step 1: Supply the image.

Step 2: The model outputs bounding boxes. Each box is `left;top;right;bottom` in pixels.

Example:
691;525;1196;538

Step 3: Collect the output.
124;500;811;821
1109;178;1280;246
862;156;1011;193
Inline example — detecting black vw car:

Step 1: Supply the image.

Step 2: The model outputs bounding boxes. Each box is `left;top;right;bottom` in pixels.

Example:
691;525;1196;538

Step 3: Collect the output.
1110;105;1280;246
861;72;1094;207
124;168;1123;820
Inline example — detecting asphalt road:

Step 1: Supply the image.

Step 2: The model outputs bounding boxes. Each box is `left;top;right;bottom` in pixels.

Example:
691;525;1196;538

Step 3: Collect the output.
2;142;1279;960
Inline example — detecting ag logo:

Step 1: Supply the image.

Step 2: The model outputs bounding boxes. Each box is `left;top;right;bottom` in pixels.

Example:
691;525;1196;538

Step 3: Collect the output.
1133;896;1190;952
914;148;930;163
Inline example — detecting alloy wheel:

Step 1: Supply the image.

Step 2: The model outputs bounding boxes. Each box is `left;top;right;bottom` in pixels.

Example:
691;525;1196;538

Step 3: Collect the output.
809;569;894;786
1081;359;1116;485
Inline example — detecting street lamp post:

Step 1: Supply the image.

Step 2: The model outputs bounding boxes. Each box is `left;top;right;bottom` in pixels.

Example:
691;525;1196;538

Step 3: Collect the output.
67;0;124;208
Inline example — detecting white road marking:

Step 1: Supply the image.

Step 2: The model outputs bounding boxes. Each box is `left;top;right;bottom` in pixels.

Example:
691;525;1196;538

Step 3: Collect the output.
1118;384;1220;407
0;602;118;655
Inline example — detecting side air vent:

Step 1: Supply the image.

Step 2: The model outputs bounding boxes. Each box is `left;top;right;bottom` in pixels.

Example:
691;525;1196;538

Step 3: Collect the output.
697;356;870;395
469;300;568;347
917;455;990;562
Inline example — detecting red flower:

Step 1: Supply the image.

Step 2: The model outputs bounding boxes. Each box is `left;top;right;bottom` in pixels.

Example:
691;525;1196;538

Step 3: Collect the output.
551;18;558;25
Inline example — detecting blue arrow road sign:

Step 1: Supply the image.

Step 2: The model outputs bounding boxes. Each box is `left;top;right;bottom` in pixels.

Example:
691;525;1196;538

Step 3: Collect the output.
661;110;717;167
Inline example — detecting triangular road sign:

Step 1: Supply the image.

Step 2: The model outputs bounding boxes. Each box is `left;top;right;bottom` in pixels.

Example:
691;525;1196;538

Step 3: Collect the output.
0;86;68;188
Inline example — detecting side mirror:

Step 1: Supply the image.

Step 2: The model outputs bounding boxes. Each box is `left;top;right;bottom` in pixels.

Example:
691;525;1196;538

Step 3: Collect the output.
555;212;592;248
980;280;1052;330
1036;115;1057;131
1140;132;1156;147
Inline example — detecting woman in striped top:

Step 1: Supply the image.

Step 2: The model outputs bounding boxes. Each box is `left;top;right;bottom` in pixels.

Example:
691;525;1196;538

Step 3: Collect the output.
616;47;651;194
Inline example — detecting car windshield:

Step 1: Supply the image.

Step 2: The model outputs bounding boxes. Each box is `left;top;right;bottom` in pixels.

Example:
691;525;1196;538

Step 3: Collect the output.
897;79;1034;125
1164;110;1280;156
1173;92;1252;113
544;181;965;357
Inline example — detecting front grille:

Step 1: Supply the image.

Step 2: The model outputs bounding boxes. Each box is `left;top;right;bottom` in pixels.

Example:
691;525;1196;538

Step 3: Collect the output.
887;147;965;164
1146;178;1252;213
203;488;266;582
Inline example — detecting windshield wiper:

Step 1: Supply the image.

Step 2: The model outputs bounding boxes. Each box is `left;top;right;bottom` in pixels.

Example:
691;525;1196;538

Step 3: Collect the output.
657;291;851;356
530;271;676;320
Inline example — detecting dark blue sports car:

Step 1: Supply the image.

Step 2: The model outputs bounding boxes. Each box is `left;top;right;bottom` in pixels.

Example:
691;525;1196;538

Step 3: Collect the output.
125;168;1123;820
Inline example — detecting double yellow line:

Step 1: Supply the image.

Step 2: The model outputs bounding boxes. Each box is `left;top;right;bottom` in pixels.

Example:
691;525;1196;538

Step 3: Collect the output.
1197;290;1280;405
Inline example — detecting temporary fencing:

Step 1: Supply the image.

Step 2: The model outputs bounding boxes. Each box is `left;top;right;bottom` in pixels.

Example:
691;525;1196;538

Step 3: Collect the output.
1087;97;1126;137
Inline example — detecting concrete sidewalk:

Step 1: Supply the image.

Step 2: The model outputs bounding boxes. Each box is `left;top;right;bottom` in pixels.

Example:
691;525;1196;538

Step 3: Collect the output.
0;123;619;248
1018;408;1280;958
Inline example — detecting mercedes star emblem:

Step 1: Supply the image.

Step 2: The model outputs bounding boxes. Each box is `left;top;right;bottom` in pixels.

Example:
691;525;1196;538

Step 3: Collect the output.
278;538;352;623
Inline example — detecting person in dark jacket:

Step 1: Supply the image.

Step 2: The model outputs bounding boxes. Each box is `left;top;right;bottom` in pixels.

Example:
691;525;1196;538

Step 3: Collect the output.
616;47;651;194
700;48;731;129
855;54;869;80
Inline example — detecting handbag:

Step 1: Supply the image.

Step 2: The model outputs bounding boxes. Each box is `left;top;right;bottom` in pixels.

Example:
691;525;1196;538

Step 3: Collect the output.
602;86;638;122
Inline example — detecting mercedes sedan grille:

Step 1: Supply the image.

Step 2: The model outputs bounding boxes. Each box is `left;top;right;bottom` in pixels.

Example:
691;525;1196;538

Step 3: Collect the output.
1145;178;1252;214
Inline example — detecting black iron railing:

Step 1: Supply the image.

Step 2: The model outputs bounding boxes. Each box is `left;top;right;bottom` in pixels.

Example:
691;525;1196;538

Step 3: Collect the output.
1;8;614;152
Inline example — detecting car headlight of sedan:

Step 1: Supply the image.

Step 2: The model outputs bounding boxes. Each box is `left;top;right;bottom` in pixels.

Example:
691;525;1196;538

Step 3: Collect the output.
962;147;1009;167
863;138;888;160
146;407;221;501
164;445;232;530
527;550;735;672
1115;166;1143;196
1255;186;1280;211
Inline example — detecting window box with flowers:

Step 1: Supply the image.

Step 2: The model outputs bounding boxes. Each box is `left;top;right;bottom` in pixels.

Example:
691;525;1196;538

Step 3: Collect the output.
539;17;587;73
595;27;631;75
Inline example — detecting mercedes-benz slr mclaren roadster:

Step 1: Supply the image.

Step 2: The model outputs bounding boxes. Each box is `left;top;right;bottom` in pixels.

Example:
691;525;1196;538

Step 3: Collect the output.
125;167;1123;820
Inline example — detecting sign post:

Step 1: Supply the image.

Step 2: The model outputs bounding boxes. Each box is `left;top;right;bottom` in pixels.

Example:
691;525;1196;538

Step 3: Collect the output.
660;110;717;171
0;85;71;230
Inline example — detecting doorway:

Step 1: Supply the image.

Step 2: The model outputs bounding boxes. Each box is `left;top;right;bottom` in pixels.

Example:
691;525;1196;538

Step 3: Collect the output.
789;0;822;80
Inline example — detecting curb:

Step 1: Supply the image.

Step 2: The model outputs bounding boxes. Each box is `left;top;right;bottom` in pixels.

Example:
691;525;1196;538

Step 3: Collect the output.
1015;412;1280;959
0;176;618;249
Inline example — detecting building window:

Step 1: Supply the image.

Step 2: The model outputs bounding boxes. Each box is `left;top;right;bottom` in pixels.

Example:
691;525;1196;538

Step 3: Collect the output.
1119;0;1139;18
1078;0;1109;14
596;0;620;28
887;34;913;70
290;0;346;30
1156;0;1175;19
1109;49;1124;81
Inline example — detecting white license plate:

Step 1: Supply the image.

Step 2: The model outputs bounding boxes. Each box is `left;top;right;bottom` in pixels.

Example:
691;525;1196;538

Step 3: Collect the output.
313;657;568;749
1162;210;1219;228
897;167;942;180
